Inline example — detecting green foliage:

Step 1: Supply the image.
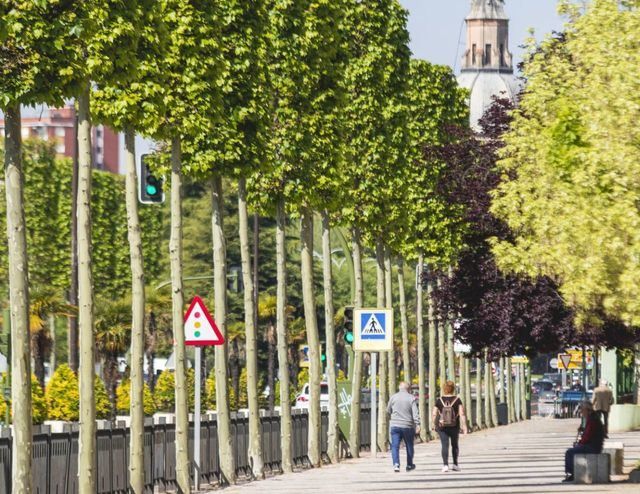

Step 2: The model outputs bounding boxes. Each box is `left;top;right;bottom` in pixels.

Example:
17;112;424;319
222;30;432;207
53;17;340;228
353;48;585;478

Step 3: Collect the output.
336;0;420;264
115;378;156;416
153;368;198;412
46;364;79;421
491;0;640;326
297;367;309;391
0;140;164;299
399;59;469;264
0;374;47;425
274;380;297;407
94;376;112;420
153;369;175;412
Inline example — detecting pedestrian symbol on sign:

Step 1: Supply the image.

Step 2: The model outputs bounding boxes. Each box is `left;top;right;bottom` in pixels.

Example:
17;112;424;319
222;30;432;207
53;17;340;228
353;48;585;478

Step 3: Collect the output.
361;312;386;340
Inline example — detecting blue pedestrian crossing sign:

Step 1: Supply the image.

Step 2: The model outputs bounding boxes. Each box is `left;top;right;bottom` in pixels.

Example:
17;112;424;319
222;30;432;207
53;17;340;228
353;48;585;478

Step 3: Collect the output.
354;308;393;352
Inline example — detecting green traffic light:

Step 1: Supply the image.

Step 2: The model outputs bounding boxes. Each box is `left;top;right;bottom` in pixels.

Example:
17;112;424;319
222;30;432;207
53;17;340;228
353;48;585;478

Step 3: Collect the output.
344;332;354;344
146;184;158;196
321;354;326;363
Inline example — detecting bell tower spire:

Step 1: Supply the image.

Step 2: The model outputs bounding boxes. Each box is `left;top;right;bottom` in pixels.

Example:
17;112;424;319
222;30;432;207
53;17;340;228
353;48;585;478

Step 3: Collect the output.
462;0;513;73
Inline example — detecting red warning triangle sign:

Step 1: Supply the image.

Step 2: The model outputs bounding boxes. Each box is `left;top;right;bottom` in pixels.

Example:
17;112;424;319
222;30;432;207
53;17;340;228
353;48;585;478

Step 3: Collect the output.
559;354;572;370
184;296;225;346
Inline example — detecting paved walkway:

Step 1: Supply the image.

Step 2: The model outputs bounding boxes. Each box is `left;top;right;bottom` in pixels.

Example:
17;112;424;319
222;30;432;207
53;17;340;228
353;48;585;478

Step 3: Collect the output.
220;418;640;494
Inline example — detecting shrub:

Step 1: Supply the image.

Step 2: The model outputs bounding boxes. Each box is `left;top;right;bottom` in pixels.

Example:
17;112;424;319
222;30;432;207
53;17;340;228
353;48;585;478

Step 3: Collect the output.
153;369;175;412
116;379;156;416
0;374;47;425
94;376;112;420
274;380;297;407
46;364;79;421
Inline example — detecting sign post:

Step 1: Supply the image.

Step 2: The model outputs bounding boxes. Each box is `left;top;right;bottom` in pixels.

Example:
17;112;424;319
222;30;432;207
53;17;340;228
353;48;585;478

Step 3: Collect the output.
184;296;225;491
353;308;393;459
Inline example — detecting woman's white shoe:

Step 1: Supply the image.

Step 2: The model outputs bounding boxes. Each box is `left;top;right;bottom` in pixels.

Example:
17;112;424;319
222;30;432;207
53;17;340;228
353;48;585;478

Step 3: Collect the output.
441;465;449;473
452;465;460;471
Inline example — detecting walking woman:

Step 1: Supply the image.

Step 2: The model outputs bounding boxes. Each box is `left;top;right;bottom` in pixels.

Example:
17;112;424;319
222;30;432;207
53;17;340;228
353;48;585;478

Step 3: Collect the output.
432;380;468;472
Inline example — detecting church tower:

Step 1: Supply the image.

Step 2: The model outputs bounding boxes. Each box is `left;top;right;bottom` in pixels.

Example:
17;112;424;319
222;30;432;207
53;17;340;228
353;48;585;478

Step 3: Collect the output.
457;0;520;129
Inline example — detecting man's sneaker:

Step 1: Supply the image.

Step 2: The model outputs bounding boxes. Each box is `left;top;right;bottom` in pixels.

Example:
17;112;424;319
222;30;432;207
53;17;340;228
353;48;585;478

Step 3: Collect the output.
451;465;460;471
406;464;416;472
441;465;449;473
394;464;400;473
562;475;574;483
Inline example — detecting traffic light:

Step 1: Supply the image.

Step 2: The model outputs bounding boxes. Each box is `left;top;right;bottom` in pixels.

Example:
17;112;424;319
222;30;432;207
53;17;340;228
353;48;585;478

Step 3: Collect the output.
343;306;354;344
138;154;164;204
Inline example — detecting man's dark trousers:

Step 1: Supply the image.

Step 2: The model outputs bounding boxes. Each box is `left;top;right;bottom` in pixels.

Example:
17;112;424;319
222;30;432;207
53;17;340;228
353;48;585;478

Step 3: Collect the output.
390;427;415;467
599;410;609;437
565;444;598;475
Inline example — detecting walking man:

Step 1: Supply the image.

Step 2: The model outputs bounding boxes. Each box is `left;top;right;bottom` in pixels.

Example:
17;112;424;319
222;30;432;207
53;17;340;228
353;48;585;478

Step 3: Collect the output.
387;381;420;472
592;379;614;437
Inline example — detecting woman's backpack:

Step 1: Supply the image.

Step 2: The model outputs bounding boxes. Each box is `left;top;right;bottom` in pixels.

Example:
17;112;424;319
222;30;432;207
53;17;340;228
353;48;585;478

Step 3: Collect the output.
439;397;459;427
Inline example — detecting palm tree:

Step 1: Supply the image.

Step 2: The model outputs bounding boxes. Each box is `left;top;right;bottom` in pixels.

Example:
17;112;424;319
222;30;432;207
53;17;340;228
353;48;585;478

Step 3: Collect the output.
258;294;277;410
95;298;131;414
29;287;75;387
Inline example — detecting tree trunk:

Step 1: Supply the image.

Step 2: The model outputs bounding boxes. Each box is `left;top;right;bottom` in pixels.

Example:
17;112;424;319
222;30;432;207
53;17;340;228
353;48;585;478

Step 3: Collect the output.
76;86;97;494
520;363;527;420
499;356;506;404
300;207;321;467
124;129;146;493
49;314;56;374
489;361;499;427
266;323;276;411
397;259;410;384
69;112;79;372
4;103;33;493
446;322;455;382
321;211;339;463
437;319;446;394
506;357;515;423
459;356;466;422
475;357;483;429
147;311;157;391
237;177;264;478
375;240;388;452
484;354;492;428
168;136;190;494
384;249;396;398
211;176;235;483
427;274;436;436
275;198;293;472
416;256;427;442
349;226;364;457
32;331;46;388
464;358;472;430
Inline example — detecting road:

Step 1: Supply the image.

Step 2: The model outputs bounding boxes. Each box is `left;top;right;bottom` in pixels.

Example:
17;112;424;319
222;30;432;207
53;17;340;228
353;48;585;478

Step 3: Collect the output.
218;418;640;494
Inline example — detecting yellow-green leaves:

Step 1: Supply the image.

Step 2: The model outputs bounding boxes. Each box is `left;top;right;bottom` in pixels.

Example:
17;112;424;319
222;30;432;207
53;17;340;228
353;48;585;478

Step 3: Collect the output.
491;0;640;326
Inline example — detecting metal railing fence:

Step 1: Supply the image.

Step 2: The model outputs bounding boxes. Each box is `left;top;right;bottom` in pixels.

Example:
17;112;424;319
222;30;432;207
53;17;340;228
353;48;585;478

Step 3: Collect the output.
0;407;372;493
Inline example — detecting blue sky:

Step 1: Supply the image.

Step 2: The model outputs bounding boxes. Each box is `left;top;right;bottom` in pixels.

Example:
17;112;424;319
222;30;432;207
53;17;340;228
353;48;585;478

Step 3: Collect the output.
399;0;566;73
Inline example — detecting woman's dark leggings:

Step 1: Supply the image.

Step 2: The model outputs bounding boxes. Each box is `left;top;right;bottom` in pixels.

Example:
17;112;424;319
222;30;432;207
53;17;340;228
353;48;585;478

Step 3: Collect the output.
438;427;460;466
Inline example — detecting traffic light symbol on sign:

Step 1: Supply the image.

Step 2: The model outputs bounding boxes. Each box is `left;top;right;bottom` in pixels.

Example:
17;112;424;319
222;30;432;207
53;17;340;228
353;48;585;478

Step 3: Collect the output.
138;154;165;204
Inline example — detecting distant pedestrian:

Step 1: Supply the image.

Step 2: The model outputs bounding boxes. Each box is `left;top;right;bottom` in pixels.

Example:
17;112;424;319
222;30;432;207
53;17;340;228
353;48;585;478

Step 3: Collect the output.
387;381;420;473
592;379;614;437
432;380;468;472
563;401;605;482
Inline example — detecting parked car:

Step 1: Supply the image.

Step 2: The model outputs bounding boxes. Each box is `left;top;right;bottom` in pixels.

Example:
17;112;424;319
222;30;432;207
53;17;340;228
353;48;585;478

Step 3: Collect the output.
295;382;330;409
532;380;555;395
533;380;557;403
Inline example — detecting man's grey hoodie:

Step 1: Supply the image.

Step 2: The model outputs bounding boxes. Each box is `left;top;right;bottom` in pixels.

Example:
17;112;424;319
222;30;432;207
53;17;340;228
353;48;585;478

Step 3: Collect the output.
387;390;420;429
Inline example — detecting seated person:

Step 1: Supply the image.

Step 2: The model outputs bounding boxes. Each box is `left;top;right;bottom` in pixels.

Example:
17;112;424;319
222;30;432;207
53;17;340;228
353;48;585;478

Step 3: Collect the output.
563;401;605;482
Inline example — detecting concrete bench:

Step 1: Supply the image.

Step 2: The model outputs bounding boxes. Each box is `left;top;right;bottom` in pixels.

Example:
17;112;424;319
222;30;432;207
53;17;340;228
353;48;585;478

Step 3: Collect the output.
603;441;624;475
574;454;610;484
